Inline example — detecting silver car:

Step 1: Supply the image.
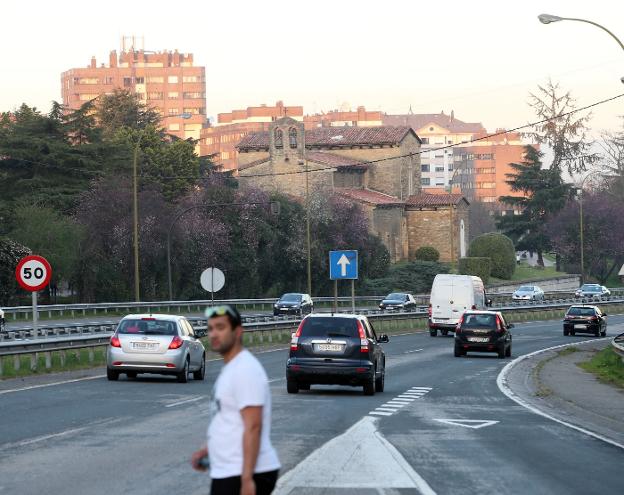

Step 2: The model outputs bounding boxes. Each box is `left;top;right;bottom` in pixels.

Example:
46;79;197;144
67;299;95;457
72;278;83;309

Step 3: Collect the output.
106;314;205;382
512;285;545;301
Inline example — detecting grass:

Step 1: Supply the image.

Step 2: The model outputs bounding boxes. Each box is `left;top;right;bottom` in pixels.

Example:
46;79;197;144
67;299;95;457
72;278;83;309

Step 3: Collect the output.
489;264;566;284
578;347;624;389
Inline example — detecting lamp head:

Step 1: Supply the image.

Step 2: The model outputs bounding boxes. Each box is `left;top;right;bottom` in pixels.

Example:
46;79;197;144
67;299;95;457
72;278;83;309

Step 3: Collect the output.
538;13;563;24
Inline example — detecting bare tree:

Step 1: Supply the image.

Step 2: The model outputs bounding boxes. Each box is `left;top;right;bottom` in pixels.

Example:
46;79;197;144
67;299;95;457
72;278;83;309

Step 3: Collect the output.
526;79;598;175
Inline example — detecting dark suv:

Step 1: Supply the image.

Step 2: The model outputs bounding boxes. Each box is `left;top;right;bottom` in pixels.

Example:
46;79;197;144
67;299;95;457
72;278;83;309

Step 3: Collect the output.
454;310;513;359
286;314;389;395
563;305;607;337
273;293;313;316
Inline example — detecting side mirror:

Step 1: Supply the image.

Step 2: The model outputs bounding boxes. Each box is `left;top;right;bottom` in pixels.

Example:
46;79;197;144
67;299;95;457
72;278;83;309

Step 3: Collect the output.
378;334;389;343
603;313;607;317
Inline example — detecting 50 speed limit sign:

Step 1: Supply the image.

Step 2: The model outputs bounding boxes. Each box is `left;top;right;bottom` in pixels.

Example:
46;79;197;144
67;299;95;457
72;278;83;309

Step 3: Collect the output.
15;255;52;292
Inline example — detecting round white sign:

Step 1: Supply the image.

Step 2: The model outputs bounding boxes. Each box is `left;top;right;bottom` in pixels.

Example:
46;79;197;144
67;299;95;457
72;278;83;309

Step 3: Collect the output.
200;267;225;293
16;255;52;292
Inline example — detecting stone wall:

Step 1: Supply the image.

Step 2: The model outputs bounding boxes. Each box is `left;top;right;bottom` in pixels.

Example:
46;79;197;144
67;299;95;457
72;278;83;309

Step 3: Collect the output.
371;207;407;262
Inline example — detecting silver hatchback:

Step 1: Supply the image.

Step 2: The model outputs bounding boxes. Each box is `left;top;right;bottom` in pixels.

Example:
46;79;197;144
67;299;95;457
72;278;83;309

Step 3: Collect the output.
106;314;205;382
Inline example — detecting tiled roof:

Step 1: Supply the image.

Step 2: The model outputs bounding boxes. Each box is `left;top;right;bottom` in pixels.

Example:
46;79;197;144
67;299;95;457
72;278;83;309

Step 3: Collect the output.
238;157;269;171
406;193;466;207
383;113;485;134
237;126;417;150
335;188;404;206
306;151;368;170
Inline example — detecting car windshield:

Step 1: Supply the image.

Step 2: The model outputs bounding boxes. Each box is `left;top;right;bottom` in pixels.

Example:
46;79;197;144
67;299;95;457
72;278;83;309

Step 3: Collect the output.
118;319;177;335
584;287;602;293
386;293;405;300
300;317;359;338
280;294;302;302
517;286;533;291
462;314;497;329
567;307;596;316
580;285;600;290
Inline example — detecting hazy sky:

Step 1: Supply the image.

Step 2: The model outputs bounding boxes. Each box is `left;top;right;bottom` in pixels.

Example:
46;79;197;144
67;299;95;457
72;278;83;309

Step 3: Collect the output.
3;0;623;136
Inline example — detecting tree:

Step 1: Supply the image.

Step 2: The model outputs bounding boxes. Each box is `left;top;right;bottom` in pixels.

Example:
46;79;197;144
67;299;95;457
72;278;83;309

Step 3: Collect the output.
497;146;571;266
468;200;497;241
526;79;598;175
95;89;161;137
468;233;515;279
598;116;624;200
0;238;31;305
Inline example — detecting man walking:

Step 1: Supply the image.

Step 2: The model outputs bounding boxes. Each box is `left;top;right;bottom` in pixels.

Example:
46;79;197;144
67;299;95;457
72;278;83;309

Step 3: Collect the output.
192;305;281;495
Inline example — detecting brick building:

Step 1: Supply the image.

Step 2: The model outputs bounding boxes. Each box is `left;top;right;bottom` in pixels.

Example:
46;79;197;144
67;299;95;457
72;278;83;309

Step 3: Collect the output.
304;106;383;128
61;39;206;141
236;116;469;262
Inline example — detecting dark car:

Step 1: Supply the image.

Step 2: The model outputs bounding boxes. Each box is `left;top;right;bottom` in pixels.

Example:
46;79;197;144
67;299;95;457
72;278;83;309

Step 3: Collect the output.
379;292;417;310
454;310;513;359
574;284;604;299
273;293;313;316
286;314;389;395
563;305;607;337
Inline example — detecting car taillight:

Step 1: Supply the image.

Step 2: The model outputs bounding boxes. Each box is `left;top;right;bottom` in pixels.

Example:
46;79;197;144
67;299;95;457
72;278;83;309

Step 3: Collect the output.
291;319;306;351
357;320;369;353
168;335;183;349
495;316;503;332
110;334;121;348
428;304;432;317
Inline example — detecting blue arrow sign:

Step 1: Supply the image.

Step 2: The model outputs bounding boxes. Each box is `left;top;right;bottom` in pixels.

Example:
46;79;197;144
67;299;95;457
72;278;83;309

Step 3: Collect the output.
329;250;358;280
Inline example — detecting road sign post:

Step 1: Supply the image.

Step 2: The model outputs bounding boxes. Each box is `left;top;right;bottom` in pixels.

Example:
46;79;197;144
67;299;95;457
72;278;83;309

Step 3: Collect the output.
329;250;358;314
15;255;52;337
200;267;225;306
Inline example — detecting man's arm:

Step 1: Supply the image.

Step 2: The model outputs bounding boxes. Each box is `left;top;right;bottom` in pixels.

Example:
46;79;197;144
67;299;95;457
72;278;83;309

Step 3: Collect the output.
241;406;263;494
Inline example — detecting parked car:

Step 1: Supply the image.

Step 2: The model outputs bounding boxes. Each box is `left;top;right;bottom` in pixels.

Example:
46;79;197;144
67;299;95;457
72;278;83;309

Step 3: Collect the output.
379;292;417;310
563;305;607;337
273;293;313;316
106;314;206;382
512;285;545;301
574;284;604;299
454;310;513;358
429;274;489;337
286;313;389;395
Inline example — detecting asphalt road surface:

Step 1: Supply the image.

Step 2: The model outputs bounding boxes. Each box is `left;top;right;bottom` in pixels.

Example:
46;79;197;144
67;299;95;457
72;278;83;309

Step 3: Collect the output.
0;316;622;494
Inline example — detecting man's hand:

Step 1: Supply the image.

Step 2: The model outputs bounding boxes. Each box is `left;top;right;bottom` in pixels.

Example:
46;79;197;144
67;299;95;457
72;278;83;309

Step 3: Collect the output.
191;446;208;472
241;477;256;495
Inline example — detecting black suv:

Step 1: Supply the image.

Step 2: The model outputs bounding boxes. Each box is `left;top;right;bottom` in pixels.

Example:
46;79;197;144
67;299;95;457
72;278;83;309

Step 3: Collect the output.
286;314;389;395
454;310;513;359
379;292;417;310
273;293;313;316
563;305;607;337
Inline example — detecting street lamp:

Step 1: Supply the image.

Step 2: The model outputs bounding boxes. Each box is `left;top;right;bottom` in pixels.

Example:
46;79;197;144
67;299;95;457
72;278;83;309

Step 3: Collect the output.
538;13;624;82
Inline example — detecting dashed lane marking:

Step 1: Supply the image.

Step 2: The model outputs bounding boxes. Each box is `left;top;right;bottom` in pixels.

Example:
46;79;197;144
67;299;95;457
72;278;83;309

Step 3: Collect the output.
368;387;432;418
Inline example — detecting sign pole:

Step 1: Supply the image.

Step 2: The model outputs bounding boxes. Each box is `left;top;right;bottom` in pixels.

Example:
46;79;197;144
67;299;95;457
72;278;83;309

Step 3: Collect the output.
32;291;38;337
351;279;355;314
333;280;338;313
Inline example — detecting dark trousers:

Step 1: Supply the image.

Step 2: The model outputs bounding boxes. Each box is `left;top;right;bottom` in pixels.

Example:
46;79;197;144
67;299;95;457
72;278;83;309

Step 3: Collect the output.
211;470;279;495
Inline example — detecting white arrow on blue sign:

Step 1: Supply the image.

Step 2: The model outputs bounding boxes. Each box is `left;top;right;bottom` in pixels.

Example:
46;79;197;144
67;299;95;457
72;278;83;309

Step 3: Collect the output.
329;250;358;280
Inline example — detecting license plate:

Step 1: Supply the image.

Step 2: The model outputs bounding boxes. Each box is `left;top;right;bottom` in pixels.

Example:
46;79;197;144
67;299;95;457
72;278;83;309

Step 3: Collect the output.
132;342;158;350
574;324;587;329
467;337;489;343
315;344;343;352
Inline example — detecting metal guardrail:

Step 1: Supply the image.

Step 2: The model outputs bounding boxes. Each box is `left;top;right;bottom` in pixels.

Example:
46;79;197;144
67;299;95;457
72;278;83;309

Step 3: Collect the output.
612;332;624;362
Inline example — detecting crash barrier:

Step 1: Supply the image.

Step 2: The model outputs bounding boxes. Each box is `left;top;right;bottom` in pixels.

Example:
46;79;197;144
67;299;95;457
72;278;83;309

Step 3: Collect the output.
1;299;624;377
612;332;624;362
3;288;623;322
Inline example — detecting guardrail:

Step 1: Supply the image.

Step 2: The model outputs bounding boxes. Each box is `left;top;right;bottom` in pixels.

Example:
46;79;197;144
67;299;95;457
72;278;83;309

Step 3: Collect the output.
612;332;624;362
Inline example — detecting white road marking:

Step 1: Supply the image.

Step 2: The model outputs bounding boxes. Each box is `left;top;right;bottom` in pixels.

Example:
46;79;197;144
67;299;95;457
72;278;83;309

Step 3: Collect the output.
375;408;401;413
275;416;436;494
369;411;393;416
410;387;432;390
393;397;416;402
384;402;407;408
165;396;205;408
0;374;105;396
434;419;499;429
268;377;285;383
497;339;624;450
403;348;424;354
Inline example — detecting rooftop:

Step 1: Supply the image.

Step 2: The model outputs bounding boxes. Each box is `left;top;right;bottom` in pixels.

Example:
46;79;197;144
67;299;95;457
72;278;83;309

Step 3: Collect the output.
406;193;466;207
383;112;485;134
335;188;404;206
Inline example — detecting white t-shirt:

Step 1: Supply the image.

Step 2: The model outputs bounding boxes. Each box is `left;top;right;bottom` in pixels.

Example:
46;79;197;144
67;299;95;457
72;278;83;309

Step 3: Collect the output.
207;349;281;479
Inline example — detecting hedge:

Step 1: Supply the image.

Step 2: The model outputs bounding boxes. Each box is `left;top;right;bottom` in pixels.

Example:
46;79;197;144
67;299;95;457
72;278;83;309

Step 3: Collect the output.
458;257;492;284
468;232;516;279
414;246;440;262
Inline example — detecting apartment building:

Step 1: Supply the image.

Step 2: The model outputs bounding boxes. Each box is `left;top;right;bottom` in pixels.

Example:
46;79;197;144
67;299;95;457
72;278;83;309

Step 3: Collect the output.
61;39;206;141
304;106;383;128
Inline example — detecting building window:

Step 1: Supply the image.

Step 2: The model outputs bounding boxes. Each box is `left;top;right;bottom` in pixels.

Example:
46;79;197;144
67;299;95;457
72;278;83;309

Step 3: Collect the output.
421;137;429;144
421;164;430;172
135;77;145;84
169;123;180;131
274;129;283;149
123;77;132;87
448;164;454;171
147;76;164;83
168;108;179;116
421;178;430;186
148;92;163;100
289;128;297;148
168;75;179;84
183;75;200;83
168;92;179;99
105;76;114;85
183;107;200;115
79;94;98;101
429;127;434;131
435;166;444;172
183;92;205;99
78;78;99;84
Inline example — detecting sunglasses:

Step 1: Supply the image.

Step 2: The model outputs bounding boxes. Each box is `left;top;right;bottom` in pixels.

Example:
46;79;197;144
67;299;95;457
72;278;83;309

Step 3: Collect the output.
205;305;241;324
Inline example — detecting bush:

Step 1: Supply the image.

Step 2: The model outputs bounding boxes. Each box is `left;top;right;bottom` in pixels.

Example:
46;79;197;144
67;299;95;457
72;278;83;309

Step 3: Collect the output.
414;246;440;262
458;257;492;284
468;233;516;279
360;260;448;295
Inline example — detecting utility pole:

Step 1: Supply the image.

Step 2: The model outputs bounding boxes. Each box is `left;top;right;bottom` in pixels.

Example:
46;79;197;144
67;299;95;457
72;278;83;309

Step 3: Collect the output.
132;136;142;302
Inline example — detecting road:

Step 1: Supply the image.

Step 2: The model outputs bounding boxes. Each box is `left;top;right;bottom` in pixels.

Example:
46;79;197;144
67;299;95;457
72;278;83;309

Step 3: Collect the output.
0;316;622;494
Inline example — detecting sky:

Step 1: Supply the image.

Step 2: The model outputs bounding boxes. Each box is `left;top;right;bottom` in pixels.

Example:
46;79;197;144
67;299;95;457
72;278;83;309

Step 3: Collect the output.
2;0;624;138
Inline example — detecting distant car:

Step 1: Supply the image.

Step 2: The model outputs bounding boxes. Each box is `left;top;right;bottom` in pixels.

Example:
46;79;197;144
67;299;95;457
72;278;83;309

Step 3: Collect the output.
273;293;313;316
512;285;545;301
601;286;611;297
0;308;5;333
563;305;607;337
379;292;417;310
574;284;604;299
106;314;206;382
454;310;513;359
286;313;389;395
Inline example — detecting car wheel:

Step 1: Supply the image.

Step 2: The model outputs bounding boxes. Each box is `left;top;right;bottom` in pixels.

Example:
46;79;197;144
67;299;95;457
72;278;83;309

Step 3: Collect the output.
563;328;569;336
193;355;206;380
429;329;437;337
299;383;310;391
601;325;607;337
454;343;463;357
177;358;189;383
571;330;576;336
107;368;119;381
505;344;512;357
375;367;385;393
126;371;137;379
441;329;449;336
287;379;299;394
497;344;506;359
363;374;375;396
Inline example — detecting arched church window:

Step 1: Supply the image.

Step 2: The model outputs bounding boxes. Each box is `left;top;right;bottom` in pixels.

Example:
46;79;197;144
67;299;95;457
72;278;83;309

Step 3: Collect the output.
289;127;298;148
274;129;283;149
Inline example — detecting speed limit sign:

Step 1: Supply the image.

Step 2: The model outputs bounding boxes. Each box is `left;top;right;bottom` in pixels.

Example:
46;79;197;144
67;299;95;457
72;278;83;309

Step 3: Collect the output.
15;255;52;292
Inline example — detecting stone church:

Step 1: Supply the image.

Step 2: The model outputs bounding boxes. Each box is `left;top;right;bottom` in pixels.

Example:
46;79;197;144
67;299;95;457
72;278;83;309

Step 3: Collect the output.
236;116;469;263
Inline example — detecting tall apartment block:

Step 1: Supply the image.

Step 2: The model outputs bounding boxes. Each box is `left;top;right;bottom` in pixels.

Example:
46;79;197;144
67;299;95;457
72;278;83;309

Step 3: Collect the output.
61;39;206;141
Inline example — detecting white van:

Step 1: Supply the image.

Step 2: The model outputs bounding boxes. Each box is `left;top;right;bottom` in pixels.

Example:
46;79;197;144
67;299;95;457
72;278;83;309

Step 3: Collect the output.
428;274;489;336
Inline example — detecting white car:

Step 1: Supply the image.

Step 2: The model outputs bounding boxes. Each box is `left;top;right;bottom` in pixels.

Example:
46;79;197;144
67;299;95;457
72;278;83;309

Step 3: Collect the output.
512;285;545;301
601;286;611;297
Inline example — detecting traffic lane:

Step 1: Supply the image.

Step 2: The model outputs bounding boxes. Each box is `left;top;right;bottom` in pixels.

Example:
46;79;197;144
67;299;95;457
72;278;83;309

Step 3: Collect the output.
374;320;623;494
